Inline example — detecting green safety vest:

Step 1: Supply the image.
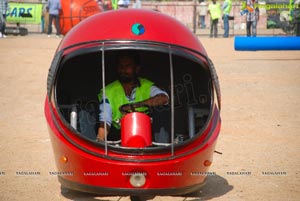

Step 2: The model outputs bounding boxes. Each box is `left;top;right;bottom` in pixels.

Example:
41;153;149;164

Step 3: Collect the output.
98;78;153;129
223;0;232;15
209;2;222;20
111;0;118;10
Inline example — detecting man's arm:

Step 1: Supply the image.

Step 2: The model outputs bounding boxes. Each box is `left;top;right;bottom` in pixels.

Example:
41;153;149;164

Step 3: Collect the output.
97;96;113;141
133;85;169;107
119;93;169;114
119;84;169;114
97;122;110;141
139;94;169;107
207;4;211;15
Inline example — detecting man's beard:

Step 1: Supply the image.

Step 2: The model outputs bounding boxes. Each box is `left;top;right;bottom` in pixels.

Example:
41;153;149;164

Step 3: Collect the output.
118;74;137;83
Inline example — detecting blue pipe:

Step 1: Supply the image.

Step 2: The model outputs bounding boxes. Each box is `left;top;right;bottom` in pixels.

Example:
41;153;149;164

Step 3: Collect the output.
234;36;300;51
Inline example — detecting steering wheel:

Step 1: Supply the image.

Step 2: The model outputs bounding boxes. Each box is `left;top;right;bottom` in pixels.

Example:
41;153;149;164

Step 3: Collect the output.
119;103;150;114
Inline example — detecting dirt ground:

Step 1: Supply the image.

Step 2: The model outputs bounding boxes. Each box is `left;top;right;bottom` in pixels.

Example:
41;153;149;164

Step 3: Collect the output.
0;34;299;201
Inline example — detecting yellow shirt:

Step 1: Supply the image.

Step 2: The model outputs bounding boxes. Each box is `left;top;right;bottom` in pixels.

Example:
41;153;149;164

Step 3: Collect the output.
208;2;222;20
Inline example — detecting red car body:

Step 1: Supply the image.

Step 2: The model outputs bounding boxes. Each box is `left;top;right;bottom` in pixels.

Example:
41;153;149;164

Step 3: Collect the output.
45;9;221;196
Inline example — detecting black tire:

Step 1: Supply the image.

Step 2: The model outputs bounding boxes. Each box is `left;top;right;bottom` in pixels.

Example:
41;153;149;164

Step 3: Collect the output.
19;27;28;36
130;196;142;201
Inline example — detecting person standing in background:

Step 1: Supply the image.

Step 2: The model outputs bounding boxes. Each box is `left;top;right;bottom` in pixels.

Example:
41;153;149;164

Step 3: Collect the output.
96;0;103;10
41;0;48;33
43;0;49;33
0;0;8;38
118;0;130;8
222;0;232;37
208;0;221;38
47;0;61;37
111;0;118;10
132;0;142;9
289;0;300;36
246;0;259;37
104;0;113;11
197;0;208;29
99;0;113;11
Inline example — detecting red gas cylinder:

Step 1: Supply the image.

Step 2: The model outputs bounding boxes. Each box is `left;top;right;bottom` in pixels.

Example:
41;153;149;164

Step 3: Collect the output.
60;0;101;35
121;112;152;148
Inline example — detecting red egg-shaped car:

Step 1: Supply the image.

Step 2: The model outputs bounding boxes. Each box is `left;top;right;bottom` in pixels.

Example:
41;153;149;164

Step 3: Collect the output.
45;9;221;198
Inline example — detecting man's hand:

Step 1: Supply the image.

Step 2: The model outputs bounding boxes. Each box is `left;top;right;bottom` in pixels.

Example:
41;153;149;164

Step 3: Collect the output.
96;122;110;142
119;102;146;114
119;103;136;114
119;94;168;114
